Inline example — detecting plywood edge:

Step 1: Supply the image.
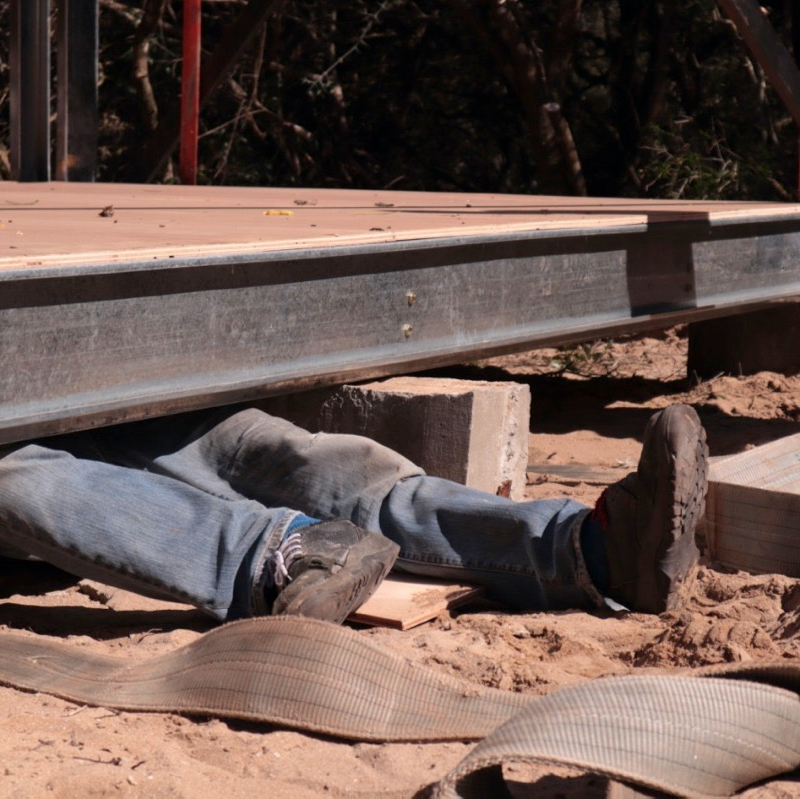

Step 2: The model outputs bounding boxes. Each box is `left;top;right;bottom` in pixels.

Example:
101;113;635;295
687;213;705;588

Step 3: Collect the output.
0;215;650;273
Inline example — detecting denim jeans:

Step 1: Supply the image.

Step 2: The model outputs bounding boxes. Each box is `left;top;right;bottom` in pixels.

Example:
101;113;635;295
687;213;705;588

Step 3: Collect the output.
0;408;599;620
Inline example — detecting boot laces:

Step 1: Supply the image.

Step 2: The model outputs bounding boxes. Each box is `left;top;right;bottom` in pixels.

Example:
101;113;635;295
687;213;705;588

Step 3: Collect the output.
269;532;304;592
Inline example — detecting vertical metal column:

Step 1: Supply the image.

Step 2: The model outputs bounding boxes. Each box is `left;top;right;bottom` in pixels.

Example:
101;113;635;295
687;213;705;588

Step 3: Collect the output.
180;0;202;185
9;0;52;181
56;0;99;181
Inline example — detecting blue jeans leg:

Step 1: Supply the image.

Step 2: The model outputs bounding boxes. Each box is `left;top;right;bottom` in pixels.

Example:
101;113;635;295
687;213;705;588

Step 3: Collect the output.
0;441;298;620
92;408;599;610
0;408;601;618
379;477;596;610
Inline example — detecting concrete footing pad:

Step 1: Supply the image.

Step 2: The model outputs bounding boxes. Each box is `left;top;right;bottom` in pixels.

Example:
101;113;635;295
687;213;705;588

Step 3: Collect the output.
688;304;800;378
261;377;531;500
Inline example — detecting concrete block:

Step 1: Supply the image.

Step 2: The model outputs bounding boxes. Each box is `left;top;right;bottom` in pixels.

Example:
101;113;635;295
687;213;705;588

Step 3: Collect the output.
261;377;531;500
688;304;800;378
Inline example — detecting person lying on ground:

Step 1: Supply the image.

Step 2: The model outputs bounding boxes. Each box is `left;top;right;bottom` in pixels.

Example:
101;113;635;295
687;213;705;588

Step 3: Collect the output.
0;403;708;622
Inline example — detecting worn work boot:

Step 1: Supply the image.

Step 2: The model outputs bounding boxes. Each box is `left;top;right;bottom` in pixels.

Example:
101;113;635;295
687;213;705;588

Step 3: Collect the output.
268;520;399;624
591;404;709;613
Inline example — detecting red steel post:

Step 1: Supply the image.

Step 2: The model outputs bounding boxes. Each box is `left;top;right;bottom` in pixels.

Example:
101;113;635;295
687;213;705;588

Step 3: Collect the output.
180;0;202;184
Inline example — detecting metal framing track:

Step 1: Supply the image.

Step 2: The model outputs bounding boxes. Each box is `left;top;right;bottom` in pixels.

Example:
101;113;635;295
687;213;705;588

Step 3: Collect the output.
3;210;800;444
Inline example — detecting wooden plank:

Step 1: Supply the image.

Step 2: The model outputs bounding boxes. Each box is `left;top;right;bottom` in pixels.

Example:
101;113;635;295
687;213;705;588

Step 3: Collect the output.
347;576;483;630
527;463;627;486
706;434;800;575
710;433;800;490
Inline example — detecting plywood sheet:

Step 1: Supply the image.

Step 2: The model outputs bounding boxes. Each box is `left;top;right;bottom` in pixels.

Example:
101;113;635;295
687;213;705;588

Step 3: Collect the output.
706;434;800;575
348;575;483;630
3;181;800;271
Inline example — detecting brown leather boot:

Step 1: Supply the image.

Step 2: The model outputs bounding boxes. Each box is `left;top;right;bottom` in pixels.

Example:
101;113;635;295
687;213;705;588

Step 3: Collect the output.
591;404;709;613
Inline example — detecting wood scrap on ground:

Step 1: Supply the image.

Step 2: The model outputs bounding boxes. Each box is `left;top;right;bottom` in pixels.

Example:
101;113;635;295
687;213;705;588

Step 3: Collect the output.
347;575;483;630
706;433;800;575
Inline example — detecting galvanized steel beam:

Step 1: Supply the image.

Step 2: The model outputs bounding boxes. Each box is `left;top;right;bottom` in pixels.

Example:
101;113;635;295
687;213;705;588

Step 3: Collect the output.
3;216;800;444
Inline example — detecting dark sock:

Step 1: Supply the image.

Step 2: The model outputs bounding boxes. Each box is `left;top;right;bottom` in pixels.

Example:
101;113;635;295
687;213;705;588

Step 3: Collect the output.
580;515;610;593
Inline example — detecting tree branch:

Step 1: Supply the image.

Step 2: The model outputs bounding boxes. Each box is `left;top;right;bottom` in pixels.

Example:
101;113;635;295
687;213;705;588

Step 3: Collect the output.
132;0;168;133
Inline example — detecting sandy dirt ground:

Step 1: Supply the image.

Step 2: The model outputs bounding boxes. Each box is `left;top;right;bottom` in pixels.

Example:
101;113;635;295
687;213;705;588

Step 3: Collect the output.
2;327;800;798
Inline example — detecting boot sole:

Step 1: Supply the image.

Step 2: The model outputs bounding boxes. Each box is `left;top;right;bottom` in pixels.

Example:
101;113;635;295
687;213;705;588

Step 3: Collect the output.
635;405;709;613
